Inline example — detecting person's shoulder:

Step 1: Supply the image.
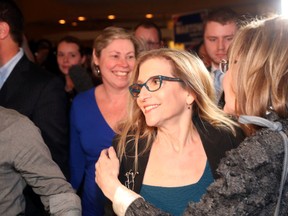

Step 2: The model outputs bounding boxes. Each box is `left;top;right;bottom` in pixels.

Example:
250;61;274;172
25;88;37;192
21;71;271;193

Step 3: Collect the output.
31;64;61;84
72;87;95;105
193;114;232;135
18;56;63;84
251;118;287;141
0;106;26;122
0;107;50;161
246;118;288;153
225;118;288;168
70;88;96;117
0;106;36;133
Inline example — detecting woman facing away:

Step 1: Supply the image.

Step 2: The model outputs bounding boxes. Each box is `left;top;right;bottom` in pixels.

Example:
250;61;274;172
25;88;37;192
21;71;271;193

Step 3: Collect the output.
96;15;288;216
69;27;140;216
99;42;244;215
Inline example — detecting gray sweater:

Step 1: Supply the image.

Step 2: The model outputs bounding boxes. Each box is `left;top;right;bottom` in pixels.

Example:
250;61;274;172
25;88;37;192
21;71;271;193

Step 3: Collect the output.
0;106;81;216
126;118;288;216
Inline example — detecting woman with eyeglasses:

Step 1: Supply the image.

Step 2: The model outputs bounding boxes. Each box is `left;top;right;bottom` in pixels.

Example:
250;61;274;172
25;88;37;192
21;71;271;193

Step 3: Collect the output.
98;48;244;215
96;15;288;216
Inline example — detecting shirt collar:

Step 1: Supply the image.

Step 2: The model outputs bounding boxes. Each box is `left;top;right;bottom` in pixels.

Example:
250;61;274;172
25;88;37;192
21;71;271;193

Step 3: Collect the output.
0;48;24;89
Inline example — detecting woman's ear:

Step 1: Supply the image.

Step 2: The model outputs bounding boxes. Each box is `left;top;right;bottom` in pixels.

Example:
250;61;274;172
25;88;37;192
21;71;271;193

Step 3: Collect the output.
92;50;99;65
186;92;195;106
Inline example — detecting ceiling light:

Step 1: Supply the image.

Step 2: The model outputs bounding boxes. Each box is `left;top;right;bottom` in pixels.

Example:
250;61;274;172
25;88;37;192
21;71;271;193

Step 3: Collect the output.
72;22;78;26
108;15;116;20
58;19;66;24
145;14;153;19
78;16;86;21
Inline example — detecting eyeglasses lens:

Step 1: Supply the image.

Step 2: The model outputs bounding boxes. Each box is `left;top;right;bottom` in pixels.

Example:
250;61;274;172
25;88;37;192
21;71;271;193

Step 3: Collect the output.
130;84;141;97
146;76;161;92
129;76;162;97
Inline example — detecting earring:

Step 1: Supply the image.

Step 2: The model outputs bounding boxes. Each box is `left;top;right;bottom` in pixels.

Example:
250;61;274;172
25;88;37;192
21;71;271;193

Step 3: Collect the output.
96;66;101;75
186;94;194;110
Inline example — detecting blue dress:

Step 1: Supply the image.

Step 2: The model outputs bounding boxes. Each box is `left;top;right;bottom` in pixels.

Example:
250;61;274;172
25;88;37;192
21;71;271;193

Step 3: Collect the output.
70;88;115;216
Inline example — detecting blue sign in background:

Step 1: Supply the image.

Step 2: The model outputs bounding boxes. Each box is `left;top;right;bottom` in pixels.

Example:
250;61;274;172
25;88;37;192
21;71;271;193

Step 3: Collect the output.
173;10;208;45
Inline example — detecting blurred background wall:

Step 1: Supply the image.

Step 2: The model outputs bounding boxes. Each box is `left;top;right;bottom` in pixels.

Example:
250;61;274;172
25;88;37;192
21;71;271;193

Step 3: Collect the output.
15;0;281;47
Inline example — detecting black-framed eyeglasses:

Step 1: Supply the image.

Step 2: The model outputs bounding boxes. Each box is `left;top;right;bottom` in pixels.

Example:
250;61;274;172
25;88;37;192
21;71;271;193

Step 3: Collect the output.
129;75;184;98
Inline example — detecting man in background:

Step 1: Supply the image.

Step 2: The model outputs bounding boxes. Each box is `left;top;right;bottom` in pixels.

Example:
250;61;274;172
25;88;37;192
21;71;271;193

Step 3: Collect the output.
134;20;163;50
0;0;69;214
203;7;239;106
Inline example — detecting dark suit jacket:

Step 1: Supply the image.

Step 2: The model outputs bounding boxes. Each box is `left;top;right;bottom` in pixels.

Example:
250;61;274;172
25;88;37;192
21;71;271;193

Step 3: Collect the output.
0;55;69;177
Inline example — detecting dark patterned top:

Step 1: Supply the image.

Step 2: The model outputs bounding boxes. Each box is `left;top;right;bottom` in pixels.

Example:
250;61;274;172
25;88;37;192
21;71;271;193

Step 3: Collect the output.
125;118;288;216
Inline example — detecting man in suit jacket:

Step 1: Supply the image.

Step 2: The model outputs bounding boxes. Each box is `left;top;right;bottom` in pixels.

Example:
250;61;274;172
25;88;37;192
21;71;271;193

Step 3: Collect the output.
0;0;69;215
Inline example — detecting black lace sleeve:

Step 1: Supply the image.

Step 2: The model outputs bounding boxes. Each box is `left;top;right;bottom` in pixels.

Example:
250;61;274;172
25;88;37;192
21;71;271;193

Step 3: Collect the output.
126;123;288;216
126;198;172;216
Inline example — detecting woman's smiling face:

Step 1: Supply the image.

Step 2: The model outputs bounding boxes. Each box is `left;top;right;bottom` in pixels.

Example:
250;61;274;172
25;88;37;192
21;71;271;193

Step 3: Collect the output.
93;38;136;89
136;57;193;128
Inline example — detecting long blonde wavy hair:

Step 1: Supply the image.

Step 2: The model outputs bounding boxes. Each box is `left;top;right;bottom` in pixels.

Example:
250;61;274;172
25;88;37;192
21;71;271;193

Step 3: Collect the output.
228;15;288;133
116;48;238;170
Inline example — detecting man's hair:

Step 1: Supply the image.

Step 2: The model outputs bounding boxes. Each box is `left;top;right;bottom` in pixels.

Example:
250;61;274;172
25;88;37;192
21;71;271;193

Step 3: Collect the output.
134;20;162;42
203;7;239;29
0;0;24;46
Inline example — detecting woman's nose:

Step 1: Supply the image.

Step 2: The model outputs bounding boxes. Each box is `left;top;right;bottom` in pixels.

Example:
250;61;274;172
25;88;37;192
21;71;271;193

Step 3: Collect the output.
63;56;69;62
118;57;129;67
138;86;151;100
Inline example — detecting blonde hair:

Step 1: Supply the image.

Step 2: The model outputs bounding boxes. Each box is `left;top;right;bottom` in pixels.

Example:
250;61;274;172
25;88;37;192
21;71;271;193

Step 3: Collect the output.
116;48;238;170
91;26;140;77
228;15;288;131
